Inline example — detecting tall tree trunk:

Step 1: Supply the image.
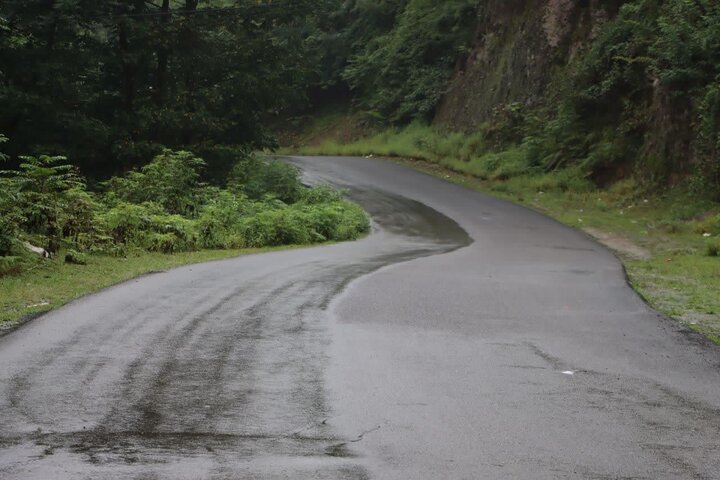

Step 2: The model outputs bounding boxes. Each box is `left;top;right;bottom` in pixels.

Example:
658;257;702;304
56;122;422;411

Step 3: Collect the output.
181;0;199;144
119;2;146;120
156;0;171;105
44;0;57;51
119;22;134;112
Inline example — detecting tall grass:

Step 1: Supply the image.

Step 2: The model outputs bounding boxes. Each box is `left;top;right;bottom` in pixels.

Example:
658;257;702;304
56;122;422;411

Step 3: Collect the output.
291;123;593;193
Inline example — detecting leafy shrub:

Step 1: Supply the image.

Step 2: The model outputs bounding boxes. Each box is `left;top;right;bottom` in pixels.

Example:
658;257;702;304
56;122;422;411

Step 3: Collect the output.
104;150;206;216
0;178;23;256
64;249;88;265
147;214;198;253
234;159;304;204
0;256;25;276
469;147;538;181
195;191;251;249
694;214;720;236
1;155;89;253
99;202;160;246
309;201;369;241
706;240;720;258
238;208;308;247
98;202;198;253
61;188;101;243
236;200;369;247
1;147;369;274
301;185;343;204
0;150;104;256
145;229;193;254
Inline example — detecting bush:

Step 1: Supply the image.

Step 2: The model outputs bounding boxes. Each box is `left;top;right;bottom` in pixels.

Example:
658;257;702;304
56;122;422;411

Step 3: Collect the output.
0;256;25;276
234;200;369;248
64;249;88;265
518;0;720;193
99;202;159;246
195;191;251;249
235;159;304;204
470;147;538;181
238;208;308;247
0;179;23;256
1;155;89;254
98;202;198;253
300;185;344;204
1;147;369;274
104;150;206;216
695;214;720;236
304;201;370;242
706;241;720;257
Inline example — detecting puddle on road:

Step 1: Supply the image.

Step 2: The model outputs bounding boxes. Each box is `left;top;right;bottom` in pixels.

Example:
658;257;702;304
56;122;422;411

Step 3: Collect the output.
347;188;472;249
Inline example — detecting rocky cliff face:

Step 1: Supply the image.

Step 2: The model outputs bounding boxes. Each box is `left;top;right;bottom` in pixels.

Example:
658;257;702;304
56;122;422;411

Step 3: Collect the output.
435;0;623;130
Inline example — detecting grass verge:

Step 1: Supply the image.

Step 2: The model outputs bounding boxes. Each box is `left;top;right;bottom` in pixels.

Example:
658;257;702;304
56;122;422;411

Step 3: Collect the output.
0;246;305;330
280;131;720;345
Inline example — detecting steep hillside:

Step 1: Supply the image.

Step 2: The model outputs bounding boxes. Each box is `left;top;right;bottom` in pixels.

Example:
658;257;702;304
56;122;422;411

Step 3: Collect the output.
434;0;719;192
436;0;623;129
287;0;719;197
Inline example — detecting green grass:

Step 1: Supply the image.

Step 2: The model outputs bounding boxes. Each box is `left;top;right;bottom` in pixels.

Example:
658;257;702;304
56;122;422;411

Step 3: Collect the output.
0;246;304;328
280;122;459;162
628;255;720;344
279;122;541;182
281;125;720;344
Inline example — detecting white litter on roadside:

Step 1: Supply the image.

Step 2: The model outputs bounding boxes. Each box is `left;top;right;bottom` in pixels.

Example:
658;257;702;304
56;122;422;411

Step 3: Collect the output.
27;302;50;308
562;371;575;376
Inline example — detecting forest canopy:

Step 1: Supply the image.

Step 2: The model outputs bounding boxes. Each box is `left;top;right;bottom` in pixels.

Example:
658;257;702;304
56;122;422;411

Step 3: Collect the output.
0;0;336;176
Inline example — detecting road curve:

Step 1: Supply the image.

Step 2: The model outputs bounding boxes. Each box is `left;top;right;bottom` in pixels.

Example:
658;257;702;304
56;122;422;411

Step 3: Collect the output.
1;156;719;479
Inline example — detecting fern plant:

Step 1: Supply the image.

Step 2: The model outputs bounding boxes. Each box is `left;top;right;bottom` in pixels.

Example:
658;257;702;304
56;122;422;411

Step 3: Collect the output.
1;155;87;253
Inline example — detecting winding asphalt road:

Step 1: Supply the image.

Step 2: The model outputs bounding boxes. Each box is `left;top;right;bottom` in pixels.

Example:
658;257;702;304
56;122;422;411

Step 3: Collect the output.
1;156;719;479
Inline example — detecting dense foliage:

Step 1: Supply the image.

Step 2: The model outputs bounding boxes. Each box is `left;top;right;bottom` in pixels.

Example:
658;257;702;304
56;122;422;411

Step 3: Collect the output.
539;0;720;196
0;149;368;274
340;0;478;122
302;0;719;199
0;0;330;176
298;0;478;123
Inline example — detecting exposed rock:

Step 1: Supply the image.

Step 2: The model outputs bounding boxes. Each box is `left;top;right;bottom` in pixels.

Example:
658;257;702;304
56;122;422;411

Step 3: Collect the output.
543;0;575;48
435;0;624;130
23;242;51;258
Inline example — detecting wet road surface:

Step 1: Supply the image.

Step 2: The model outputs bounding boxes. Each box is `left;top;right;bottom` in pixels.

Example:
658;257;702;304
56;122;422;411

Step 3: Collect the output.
1;156;719;479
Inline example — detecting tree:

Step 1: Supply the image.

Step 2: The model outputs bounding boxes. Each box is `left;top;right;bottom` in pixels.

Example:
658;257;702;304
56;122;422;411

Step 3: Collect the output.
0;0;330;177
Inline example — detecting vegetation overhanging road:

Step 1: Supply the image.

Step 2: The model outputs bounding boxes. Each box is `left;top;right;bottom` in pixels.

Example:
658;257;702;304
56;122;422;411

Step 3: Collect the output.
0;156;718;479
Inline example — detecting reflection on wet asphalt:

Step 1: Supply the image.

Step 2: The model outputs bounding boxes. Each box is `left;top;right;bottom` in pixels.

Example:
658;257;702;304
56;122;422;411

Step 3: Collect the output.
0;188;470;479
